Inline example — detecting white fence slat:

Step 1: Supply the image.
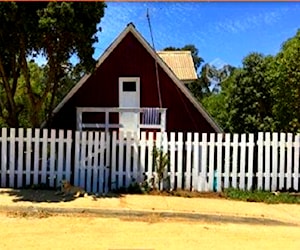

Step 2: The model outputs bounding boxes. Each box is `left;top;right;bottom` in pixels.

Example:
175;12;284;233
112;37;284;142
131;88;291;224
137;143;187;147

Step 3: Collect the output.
279;133;286;190
87;132;95;192
118;132;125;188
192;133;199;191
41;129;48;184
264;133;271;190
99;132;106;193
125;131;132;187
132;133;139;184
155;132;162;190
9;128;16;187
1;128;8;187
85;131;94;193
146;132;154;185
65;130;72;181
162;132;169;190
232;134;239;188
17;128;24;188
257;132;264;190
33;129;40;185
271;133;279;191
294;134;300;190
92;132;100;193
247;134;254;191
139;132;147;184
25;128;32;186
155;132;168;190
79;131;87;188
74;131;81;186
155;132;162;148
104;132;111;193
239;134;246;190
200;133;208;191
177;132;183;189
208;133;215;191
110;131;117;190
286;133;293;189
185;133;192;190
49;129;56;187
216;133;223;192
224;133;231;189
49;129;57;187
56;130;65;186
169;132;176;190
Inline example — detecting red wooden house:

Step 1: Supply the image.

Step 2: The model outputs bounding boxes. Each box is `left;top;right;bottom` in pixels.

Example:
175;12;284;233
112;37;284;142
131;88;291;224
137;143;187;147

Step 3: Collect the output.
49;23;222;134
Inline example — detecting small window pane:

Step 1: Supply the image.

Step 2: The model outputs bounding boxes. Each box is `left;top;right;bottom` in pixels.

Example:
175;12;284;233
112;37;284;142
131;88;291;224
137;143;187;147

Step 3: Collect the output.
123;81;136;92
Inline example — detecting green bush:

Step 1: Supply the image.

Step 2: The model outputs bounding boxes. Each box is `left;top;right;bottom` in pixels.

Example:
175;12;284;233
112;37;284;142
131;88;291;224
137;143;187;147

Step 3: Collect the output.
224;188;300;204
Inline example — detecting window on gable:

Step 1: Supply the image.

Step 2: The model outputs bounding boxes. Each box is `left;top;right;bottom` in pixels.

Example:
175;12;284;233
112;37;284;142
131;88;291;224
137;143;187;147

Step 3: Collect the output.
122;81;136;92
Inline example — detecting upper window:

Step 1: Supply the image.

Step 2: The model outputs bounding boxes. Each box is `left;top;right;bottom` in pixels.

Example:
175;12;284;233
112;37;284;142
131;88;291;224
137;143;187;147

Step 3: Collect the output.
123;81;136;92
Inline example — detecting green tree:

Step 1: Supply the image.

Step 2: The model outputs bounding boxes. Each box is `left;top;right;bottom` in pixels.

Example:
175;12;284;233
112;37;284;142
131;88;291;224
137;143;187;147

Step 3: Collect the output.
223;53;275;133
164;31;300;134
201;68;235;130
0;2;106;127
187;63;211;100
13;61;80;127
163;45;216;100
202;53;275;133
271;29;300;133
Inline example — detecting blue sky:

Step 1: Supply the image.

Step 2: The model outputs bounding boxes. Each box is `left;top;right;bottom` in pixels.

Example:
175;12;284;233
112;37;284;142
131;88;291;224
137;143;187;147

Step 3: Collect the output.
92;1;300;70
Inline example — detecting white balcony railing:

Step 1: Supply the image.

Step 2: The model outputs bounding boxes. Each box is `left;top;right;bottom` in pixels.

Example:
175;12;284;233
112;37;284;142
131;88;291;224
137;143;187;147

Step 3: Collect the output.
76;107;167;133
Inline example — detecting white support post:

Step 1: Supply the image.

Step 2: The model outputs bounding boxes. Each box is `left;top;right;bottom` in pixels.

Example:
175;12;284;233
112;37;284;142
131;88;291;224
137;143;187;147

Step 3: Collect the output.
105;111;109;133
76;108;83;131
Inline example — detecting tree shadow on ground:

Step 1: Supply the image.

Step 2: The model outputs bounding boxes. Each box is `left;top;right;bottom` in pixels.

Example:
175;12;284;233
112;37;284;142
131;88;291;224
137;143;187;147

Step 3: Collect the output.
0;189;76;203
0;188;123;203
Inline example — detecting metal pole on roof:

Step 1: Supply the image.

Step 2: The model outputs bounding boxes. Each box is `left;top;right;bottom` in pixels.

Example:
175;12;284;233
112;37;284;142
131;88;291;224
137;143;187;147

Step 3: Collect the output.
147;8;162;109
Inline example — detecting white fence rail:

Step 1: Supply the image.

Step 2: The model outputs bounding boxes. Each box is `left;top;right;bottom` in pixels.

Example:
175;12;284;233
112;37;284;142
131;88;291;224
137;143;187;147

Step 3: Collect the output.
1;128;299;193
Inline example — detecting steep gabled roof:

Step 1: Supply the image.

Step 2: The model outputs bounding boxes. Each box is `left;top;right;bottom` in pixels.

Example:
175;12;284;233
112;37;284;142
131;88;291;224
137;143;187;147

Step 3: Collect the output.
50;23;222;132
157;50;197;83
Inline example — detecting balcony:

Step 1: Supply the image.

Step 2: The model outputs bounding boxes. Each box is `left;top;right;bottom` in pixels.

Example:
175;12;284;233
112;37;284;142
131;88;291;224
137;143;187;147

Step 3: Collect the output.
76;107;167;133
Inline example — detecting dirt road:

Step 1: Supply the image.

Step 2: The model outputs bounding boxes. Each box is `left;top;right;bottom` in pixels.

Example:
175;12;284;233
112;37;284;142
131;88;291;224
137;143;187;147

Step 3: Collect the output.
0;188;300;250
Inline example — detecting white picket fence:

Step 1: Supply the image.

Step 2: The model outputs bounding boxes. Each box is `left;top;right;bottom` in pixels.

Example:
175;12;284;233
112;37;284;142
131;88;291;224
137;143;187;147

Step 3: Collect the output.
0;128;299;193
74;130;300;193
0;128;72;188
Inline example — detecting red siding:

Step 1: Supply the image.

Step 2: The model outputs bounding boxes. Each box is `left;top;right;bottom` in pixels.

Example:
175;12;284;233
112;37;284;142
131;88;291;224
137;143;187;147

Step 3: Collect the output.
51;32;217;133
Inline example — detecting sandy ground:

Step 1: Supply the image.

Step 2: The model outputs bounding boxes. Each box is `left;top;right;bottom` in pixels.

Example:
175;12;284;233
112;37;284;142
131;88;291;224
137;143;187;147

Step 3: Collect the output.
0;188;300;250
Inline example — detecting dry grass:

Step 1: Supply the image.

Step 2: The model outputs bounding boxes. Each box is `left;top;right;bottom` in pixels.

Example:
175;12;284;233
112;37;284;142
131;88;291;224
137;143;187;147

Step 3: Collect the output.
6;209;52;219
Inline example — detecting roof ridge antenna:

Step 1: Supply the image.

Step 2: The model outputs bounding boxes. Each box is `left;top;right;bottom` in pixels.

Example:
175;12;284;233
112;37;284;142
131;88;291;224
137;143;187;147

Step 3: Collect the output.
147;8;162;109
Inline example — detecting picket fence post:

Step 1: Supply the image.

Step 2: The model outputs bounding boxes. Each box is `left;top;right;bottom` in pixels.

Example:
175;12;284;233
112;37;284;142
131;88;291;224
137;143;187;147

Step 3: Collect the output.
169;132;176;190
185;133;192;190
279;133;286;190
232;134;239;188
17;129;24;187
247;134;255;191
271;133;279;191
294;134;300;190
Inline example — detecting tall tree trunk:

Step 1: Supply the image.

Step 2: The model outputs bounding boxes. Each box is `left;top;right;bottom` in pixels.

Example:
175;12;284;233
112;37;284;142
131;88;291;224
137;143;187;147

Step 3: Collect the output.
0;58;19;127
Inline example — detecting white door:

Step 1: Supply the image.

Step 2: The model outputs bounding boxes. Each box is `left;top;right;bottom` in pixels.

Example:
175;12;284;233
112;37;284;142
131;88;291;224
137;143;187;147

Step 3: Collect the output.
119;77;140;133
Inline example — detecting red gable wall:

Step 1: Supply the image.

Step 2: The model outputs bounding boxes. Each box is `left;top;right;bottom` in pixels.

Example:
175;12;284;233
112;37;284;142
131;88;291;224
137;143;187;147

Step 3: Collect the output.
50;32;217;133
